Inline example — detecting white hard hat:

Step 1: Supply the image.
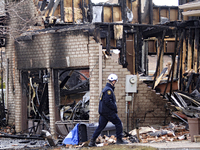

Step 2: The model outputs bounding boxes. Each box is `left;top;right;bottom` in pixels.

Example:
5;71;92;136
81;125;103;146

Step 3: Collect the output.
108;74;118;82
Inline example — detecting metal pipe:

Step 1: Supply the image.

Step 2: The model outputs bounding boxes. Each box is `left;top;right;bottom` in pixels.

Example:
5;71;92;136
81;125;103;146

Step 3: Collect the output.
99;45;102;95
126;93;128;132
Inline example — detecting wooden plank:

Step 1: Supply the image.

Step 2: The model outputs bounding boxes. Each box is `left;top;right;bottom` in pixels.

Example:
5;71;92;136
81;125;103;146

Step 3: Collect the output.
188;29;192;70
104;6;112;22
113;6;122;22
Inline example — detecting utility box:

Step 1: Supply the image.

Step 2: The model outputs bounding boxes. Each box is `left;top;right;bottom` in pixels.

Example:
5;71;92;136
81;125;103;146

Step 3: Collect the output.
126;75;137;93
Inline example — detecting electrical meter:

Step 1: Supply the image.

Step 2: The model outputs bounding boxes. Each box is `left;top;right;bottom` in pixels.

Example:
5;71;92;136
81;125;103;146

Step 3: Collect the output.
126;75;137;93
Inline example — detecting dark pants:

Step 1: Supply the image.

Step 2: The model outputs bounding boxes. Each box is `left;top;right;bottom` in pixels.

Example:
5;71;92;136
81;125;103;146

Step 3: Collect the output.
92;113;123;140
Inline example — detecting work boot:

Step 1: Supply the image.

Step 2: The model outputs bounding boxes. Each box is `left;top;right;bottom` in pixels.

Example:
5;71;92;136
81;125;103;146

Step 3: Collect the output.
116;138;129;144
88;138;96;147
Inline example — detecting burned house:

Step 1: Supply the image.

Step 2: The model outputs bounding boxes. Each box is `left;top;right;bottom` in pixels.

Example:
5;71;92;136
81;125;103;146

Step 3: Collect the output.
1;0;199;141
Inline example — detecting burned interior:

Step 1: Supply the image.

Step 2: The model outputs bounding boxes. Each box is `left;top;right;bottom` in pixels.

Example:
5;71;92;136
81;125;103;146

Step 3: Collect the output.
0;0;200;148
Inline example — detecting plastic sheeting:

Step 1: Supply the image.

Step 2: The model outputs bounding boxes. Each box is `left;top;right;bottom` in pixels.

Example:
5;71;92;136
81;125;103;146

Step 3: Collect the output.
62;123;79;145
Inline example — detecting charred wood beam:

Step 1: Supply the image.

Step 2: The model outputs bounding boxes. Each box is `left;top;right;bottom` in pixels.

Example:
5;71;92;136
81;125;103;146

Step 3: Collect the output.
37;84;48;119
52;0;61;16
47;0;55;17
54;70;60;106
176;31;182;79
188;28;193;70
195;28;199;72
41;0;47;11
60;70;74;89
138;0;141;24
102;6;104;22
195;75;200;90
72;0;75;23
60;0;64;22
152;30;166;89
111;6;114;22
82;0;85;23
179;30;185;90
185;73;194;92
170;31;178;97
149;0;153;24
106;25;111;55
89;0;93;23
168;7;171;21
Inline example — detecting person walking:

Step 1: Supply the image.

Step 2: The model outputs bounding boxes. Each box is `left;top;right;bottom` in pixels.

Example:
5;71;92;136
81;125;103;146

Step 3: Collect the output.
88;73;128;147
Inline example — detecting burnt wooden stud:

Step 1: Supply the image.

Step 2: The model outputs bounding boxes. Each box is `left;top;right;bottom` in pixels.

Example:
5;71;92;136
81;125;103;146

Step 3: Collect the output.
111;6;114;22
47;0;55;17
106;24;111;55
194;28;199;72
170;31;178;97
82;0;85;23
152;29;166;89
72;0;75;23
102;6;104;22
149;0;153;24
182;29;187;75
41;0;47;11
138;0;141;24
185;73;194;92
188;28;193;70
60;0;64;22
176;31;182;79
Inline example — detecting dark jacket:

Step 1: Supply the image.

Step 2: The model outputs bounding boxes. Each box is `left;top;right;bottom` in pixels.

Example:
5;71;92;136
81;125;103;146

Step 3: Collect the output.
98;83;118;115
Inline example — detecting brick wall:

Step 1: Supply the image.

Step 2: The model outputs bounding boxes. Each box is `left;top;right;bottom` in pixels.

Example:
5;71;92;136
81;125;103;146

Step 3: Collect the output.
6;0;38;131
89;49;171;131
15;31;90;69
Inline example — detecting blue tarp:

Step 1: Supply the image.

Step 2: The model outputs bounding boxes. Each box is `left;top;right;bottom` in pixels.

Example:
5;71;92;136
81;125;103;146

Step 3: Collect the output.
62;123;79;145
